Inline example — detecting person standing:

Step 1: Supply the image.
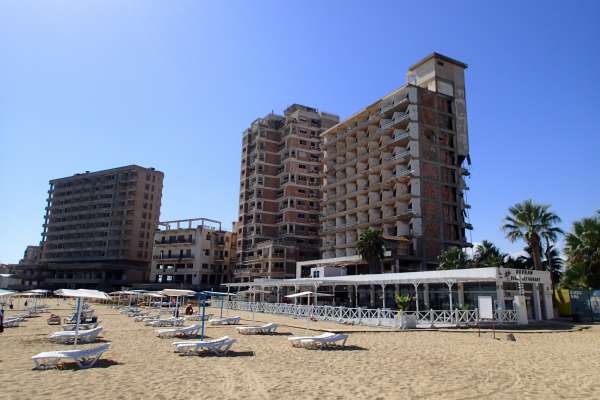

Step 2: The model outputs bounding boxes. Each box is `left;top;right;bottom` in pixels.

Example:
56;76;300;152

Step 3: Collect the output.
0;307;4;333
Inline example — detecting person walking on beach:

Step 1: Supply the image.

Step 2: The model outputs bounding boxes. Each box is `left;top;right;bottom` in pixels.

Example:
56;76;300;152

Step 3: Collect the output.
0;307;4;333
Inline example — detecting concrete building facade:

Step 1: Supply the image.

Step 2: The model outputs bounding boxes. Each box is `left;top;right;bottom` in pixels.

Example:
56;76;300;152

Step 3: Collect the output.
236;105;339;282
320;53;472;272
40;165;164;289
148;218;237;290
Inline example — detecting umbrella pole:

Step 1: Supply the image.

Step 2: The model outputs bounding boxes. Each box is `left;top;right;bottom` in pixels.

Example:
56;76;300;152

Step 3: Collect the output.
220;297;224;318
306;295;310;334
74;297;81;348
201;296;206;340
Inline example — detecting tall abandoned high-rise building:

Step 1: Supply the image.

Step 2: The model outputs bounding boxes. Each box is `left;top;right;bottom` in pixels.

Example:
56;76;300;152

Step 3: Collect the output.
40;165;164;289
319;53;472;272
235;105;339;281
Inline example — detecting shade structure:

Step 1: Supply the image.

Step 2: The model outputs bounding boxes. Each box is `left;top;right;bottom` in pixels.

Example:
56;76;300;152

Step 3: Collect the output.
0;289;15;297
285;291;333;332
54;289;111;300
54;289;110;347
160;289;196;297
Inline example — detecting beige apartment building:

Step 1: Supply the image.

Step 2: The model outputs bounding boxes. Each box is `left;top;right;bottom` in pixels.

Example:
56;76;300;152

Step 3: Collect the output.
148;218;237;289
236;104;339;281
319;53;472;273
40;165;164;289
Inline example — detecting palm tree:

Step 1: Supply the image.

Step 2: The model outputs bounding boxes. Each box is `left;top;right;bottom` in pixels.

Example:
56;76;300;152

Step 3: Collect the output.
542;245;564;285
501;199;563;271
357;228;385;274
472;240;506;268
563;211;600;288
437;247;469;270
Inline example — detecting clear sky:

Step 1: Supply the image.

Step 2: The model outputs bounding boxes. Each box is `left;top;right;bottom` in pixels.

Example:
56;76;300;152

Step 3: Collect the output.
1;1;599;263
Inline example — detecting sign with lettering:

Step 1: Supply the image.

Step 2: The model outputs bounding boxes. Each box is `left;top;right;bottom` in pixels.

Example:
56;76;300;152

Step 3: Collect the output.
496;268;551;285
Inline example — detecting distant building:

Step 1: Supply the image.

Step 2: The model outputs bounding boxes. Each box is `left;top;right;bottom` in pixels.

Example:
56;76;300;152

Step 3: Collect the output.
148;218;237;290
236;104;339;282
39;165;164;290
19;245;41;264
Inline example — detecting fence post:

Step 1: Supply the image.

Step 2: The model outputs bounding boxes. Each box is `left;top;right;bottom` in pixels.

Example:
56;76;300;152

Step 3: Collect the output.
358;307;362;324
377;308;381;326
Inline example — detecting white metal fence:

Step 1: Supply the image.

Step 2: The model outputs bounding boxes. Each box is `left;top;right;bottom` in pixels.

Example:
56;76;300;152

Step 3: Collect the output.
222;300;518;328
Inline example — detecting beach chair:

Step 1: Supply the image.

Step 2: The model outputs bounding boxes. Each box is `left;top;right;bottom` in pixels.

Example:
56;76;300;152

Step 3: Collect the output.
172;336;236;356
186;313;213;322
209;316;241;325
32;343;111;370
134;313;160;322
156;324;201;338
288;332;348;348
146;318;184;327
48;326;104;344
62;322;99;331
3;318;22;328
236;322;278;335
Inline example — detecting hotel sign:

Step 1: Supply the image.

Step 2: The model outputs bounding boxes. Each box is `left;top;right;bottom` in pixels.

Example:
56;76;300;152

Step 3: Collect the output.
497;268;551;285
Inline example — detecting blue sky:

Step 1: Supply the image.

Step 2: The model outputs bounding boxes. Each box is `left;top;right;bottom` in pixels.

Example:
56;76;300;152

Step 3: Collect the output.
1;1;599;263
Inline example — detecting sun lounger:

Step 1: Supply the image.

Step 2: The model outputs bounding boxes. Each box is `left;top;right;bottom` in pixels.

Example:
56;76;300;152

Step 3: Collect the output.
62;322;99;331
146;318;184;327
236;322;278;335
48;326;104;344
288;332;348;348
156;324;201;338
172;336;236;356
209;316;241;325
186;313;213;321
32;343;111;370
134;313;161;322
3;318;22;328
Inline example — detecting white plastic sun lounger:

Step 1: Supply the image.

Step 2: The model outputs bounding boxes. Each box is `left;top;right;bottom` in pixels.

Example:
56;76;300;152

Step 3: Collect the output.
32;343;111;370
236;322;278;335
172;336;236;356
3;318;22;328
288;332;348;348
209;316;241;325
134;313;160;322
48;326;104;344
146;318;184;327
62;322;99;331
156;324;201;338
186;313;213;321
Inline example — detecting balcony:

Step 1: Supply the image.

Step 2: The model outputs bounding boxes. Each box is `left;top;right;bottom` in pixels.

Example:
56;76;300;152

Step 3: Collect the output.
379;111;410;131
380;95;409;114
153;254;194;260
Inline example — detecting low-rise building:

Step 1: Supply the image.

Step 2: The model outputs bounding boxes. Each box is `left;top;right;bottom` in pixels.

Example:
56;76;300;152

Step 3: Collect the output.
148;218;237;290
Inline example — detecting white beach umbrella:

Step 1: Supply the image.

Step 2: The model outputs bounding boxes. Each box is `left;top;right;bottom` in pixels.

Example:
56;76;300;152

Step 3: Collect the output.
54;289;111;347
285;291;333;332
160;289;195;317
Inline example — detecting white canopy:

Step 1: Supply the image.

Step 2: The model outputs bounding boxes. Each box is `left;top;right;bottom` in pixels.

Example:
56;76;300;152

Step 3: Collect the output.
146;293;165;298
236;289;271;295
54;289;111;300
0;289;15;297
285;291;333;298
160;289;196;297
28;289;50;294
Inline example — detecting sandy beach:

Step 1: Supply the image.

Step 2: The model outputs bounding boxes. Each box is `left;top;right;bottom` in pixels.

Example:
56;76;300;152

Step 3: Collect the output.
1;301;599;400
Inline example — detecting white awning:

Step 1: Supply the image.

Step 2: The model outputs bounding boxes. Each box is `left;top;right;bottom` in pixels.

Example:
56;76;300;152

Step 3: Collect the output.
285;291;333;298
160;289;196;297
0;289;15;297
54;289;111;300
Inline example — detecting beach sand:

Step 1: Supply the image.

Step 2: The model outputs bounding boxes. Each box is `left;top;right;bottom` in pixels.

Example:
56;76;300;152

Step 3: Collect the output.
1;301;599;400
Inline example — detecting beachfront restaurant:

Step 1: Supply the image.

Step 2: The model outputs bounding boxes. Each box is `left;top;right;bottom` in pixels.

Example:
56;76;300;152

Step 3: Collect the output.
223;267;554;327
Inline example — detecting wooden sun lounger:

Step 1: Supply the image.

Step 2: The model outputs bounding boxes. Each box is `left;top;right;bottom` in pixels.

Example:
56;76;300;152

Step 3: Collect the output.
48;326;104;344
32;343;111;370
288;332;348;348
236;323;278;335
156;324;201;338
209;316;241;325
172;336;236;356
